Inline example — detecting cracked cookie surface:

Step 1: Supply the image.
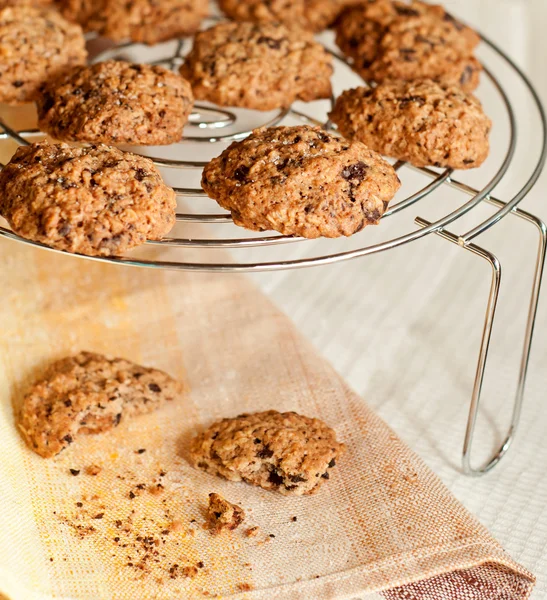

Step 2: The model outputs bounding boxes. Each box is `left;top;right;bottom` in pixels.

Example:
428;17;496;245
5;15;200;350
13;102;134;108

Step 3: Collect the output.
201;125;400;238
0;141;176;257
37;60;194;145
190;410;346;496
336;0;481;91
180;21;332;111
0;6;86;104
330;80;491;169
218;0;358;32
58;0;208;44
17;352;183;458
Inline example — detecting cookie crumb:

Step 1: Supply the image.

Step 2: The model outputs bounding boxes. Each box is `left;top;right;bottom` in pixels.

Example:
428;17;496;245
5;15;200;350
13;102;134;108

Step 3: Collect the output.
206;493;245;534
85;464;102;476
245;526;260;538
238;583;254;592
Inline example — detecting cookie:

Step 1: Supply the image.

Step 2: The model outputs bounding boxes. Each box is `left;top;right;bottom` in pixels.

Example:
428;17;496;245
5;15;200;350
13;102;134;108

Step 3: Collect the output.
0;141;176;257
59;0;208;45
330;80;491;169
218;0;358;33
180;21;332;111
336;0;482;91
190;410;346;496
0;6;87;105
17;352;183;458
201;125;401;238
0;0;53;7
37;61;194;145
206;493;245;533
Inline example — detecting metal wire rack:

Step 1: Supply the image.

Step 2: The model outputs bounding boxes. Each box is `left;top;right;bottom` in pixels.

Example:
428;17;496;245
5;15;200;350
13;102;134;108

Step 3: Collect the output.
0;20;545;476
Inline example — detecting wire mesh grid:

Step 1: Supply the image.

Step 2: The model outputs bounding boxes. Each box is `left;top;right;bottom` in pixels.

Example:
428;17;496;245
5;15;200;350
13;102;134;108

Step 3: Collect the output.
0;22;545;272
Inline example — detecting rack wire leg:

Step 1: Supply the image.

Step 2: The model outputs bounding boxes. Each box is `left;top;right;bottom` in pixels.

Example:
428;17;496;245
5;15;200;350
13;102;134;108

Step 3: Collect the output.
416;210;547;476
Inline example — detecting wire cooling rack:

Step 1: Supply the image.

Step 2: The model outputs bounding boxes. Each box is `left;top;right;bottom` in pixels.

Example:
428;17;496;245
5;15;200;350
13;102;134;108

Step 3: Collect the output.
0;18;545;476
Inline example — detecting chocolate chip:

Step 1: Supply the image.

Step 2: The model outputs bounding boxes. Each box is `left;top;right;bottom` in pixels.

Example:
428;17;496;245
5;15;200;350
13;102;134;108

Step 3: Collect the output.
291;516;297;522
394;5;420;17
137;448;146;454
258;447;274;459
233;165;249;182
256;36;283;49
253;438;261;444
158;110;166;118
63;434;73;444
321;471;330;479
114;413;122;425
148;383;161;393
268;470;284;486
460;65;474;86
69;469;80;476
58;223;72;237
12;81;24;88
399;95;426;108
341;162;368;182
289;474;307;483
463;159;475;164
328;458;336;468
64;400;72;407
135;168;148;181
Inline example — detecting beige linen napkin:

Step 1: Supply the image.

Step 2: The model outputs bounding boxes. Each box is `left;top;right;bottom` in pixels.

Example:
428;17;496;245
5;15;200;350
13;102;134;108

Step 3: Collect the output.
0;242;535;600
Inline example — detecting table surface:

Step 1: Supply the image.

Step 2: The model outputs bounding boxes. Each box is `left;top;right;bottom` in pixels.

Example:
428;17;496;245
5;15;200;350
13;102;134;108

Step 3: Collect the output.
250;1;547;597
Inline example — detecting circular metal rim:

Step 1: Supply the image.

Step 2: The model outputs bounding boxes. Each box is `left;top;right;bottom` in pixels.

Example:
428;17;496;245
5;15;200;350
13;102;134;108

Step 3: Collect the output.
0;31;545;272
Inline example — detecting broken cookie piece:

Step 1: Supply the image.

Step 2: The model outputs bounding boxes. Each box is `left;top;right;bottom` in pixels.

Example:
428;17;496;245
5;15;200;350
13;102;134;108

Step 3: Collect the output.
206;493;245;534
17;351;183;458
191;410;346;496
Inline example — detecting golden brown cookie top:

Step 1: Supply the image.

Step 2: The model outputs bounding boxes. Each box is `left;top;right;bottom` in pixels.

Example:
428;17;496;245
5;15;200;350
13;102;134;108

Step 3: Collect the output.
17;352;183;458
0;141;176;257
180;21;332;111
0;6;87;104
37;60;194;145
218;0;358;32
336;0;481;91
191;410;346;495
330;79;491;169
59;0;208;44
202;125;401;239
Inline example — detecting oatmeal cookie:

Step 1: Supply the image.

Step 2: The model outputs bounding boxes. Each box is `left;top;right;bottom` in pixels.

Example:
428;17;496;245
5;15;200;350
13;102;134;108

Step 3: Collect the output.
330;80;491;169
206;493;245;533
180;21;332;111
190;410;346;496
37;61;194;145
201;125;400;238
336;0;482;91
0;6;87;104
218;0;358;33
59;0;208;45
0;141;176;256
17;352;183;458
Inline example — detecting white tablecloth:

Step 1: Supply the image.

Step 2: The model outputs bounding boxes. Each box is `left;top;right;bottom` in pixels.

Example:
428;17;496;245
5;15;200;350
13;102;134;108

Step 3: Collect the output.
249;1;547;597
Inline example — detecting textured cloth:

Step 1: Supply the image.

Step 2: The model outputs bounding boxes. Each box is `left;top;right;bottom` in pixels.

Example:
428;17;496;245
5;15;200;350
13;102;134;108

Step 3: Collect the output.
0;242;535;600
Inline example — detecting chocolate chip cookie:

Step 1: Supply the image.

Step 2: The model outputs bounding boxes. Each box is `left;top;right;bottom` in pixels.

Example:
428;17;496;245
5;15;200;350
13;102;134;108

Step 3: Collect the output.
37;61;194;145
17;352;183;458
336;0;482;91
330;80;491;169
59;0;208;45
218;0;358;33
180;21;332;111
0;6;87;105
201;125;401;238
0;141;176;257
191;410;346;496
